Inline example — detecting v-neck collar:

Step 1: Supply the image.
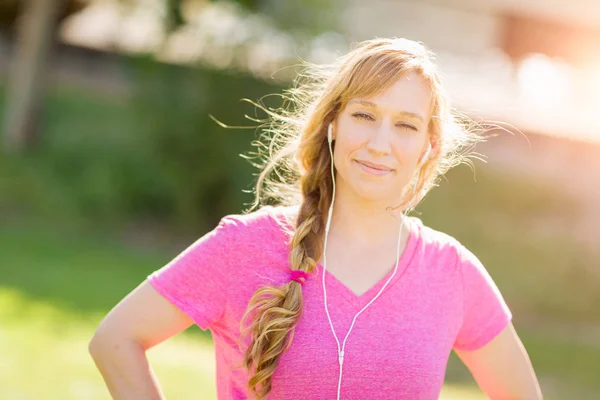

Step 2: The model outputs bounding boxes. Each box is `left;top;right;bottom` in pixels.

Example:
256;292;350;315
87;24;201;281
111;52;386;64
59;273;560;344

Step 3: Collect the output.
266;206;421;307
316;216;420;307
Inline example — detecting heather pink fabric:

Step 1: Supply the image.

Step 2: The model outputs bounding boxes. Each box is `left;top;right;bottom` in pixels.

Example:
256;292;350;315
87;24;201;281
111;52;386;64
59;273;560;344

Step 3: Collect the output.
147;205;512;399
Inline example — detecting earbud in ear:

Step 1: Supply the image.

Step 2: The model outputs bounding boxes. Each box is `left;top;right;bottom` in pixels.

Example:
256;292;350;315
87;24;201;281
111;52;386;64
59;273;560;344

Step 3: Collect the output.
327;124;333;143
419;143;432;165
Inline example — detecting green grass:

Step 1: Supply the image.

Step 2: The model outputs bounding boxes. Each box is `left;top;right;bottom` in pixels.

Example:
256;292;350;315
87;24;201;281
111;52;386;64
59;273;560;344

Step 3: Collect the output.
0;288;217;400
0;219;218;399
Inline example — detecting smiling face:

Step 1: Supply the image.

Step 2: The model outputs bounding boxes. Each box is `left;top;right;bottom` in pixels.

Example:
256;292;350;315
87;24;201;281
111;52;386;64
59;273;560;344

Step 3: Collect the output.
331;71;433;208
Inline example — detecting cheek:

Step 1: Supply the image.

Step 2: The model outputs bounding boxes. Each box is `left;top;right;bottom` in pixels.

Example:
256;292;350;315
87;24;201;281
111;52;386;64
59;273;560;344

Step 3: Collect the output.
332;141;352;173
393;136;427;165
334;122;370;155
334;134;367;166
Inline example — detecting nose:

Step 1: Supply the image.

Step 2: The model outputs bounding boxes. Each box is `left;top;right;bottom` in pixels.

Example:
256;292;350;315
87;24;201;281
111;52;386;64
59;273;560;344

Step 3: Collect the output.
366;121;393;155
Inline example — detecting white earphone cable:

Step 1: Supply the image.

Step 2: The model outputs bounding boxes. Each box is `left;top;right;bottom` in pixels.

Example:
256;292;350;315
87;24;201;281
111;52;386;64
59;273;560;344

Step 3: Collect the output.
322;127;408;400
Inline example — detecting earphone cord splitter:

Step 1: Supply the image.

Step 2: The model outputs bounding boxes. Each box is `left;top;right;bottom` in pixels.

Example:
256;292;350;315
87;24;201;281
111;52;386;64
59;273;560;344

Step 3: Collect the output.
322;135;407;400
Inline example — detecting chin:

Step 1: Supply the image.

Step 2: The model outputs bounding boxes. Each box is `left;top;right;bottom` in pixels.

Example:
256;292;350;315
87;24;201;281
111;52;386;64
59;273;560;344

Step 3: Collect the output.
351;185;393;203
336;170;405;203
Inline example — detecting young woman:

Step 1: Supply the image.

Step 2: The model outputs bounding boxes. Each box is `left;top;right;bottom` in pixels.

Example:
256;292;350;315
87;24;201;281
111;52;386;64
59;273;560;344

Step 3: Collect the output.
89;38;543;399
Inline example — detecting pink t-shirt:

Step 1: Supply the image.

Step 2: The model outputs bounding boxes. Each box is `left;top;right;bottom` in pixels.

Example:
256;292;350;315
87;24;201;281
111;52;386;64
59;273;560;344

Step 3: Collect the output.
147;205;512;399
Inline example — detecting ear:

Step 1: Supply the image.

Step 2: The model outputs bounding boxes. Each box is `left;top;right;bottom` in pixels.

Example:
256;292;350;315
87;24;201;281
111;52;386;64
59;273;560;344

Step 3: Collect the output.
419;141;432;164
328;123;336;142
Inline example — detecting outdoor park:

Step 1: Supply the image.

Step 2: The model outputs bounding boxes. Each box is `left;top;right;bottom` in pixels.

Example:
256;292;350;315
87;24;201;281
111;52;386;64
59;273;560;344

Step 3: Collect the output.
1;0;599;399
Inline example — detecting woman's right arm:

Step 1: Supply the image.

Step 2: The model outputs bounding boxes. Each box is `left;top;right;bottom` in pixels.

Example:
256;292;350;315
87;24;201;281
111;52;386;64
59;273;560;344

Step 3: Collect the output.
88;280;195;400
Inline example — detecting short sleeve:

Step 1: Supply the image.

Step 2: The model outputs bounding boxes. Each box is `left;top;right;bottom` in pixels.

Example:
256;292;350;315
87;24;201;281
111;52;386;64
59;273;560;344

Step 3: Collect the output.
147;216;239;331
452;242;512;351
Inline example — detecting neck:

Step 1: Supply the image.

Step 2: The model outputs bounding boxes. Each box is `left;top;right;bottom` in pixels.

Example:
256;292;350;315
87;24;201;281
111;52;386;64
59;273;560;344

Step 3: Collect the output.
328;183;409;247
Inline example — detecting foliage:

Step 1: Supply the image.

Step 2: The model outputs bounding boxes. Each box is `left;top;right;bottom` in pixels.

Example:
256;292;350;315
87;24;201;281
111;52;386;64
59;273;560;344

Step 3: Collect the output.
0;56;284;232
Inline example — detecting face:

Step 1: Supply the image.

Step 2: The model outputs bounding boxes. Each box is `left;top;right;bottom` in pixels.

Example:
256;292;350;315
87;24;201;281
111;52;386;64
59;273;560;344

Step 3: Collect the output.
331;71;433;208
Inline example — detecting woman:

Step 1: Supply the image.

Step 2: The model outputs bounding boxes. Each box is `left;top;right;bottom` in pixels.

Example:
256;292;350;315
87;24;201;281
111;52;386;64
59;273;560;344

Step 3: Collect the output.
89;38;543;399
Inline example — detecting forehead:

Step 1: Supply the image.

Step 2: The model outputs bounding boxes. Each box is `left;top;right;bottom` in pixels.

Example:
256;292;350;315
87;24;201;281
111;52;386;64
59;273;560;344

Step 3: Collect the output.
347;72;432;119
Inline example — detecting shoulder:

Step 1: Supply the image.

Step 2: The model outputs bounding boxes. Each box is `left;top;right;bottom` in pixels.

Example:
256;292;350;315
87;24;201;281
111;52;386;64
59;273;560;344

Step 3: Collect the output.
410;219;502;302
217;204;296;251
410;216;464;259
414;218;496;280
220;205;274;230
410;217;489;279
221;204;295;230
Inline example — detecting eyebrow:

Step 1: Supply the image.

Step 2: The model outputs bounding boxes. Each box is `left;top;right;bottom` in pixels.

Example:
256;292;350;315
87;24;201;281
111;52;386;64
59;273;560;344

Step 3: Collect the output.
348;99;426;123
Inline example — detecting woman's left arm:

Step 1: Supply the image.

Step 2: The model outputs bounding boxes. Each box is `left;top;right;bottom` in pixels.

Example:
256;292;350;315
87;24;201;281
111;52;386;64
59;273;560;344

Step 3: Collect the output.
454;322;543;400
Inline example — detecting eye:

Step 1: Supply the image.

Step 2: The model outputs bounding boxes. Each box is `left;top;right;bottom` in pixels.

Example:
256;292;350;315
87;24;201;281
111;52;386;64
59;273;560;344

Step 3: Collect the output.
352;112;374;121
397;123;418;131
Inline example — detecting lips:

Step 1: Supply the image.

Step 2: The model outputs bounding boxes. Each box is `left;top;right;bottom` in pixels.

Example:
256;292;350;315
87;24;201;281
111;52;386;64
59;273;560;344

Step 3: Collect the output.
355;160;393;171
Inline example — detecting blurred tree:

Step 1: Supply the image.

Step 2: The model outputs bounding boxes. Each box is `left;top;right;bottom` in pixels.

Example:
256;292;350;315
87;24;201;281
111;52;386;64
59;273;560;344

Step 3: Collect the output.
2;0;337;154
251;0;338;37
153;0;335;64
0;0;85;31
158;0;337;37
1;0;86;154
163;0;185;34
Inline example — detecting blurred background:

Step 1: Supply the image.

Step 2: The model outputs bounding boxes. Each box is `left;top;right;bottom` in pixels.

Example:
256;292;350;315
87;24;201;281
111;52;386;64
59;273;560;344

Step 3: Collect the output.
1;0;599;399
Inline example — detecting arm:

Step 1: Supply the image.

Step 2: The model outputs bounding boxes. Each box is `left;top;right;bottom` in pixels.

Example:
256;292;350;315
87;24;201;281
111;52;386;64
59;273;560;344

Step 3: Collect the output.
455;322;543;400
88;280;194;400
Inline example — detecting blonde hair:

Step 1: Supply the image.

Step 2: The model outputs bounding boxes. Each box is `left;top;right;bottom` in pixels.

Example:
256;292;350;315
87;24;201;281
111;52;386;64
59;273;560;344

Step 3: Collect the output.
238;37;486;398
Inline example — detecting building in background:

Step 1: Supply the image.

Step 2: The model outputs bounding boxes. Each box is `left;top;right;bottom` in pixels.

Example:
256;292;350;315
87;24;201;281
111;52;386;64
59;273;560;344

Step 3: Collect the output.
343;0;600;63
342;0;600;143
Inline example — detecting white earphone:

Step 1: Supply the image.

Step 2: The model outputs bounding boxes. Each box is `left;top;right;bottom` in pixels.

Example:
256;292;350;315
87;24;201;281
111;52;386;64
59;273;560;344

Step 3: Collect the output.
323;122;409;400
419;143;431;166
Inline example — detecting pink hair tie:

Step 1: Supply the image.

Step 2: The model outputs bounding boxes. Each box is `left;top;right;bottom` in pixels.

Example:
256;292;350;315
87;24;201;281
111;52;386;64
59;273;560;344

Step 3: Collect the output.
290;270;310;285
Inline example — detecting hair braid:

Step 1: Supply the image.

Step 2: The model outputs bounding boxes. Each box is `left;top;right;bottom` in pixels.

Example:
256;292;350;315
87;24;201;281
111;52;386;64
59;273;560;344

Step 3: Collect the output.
241;151;332;398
